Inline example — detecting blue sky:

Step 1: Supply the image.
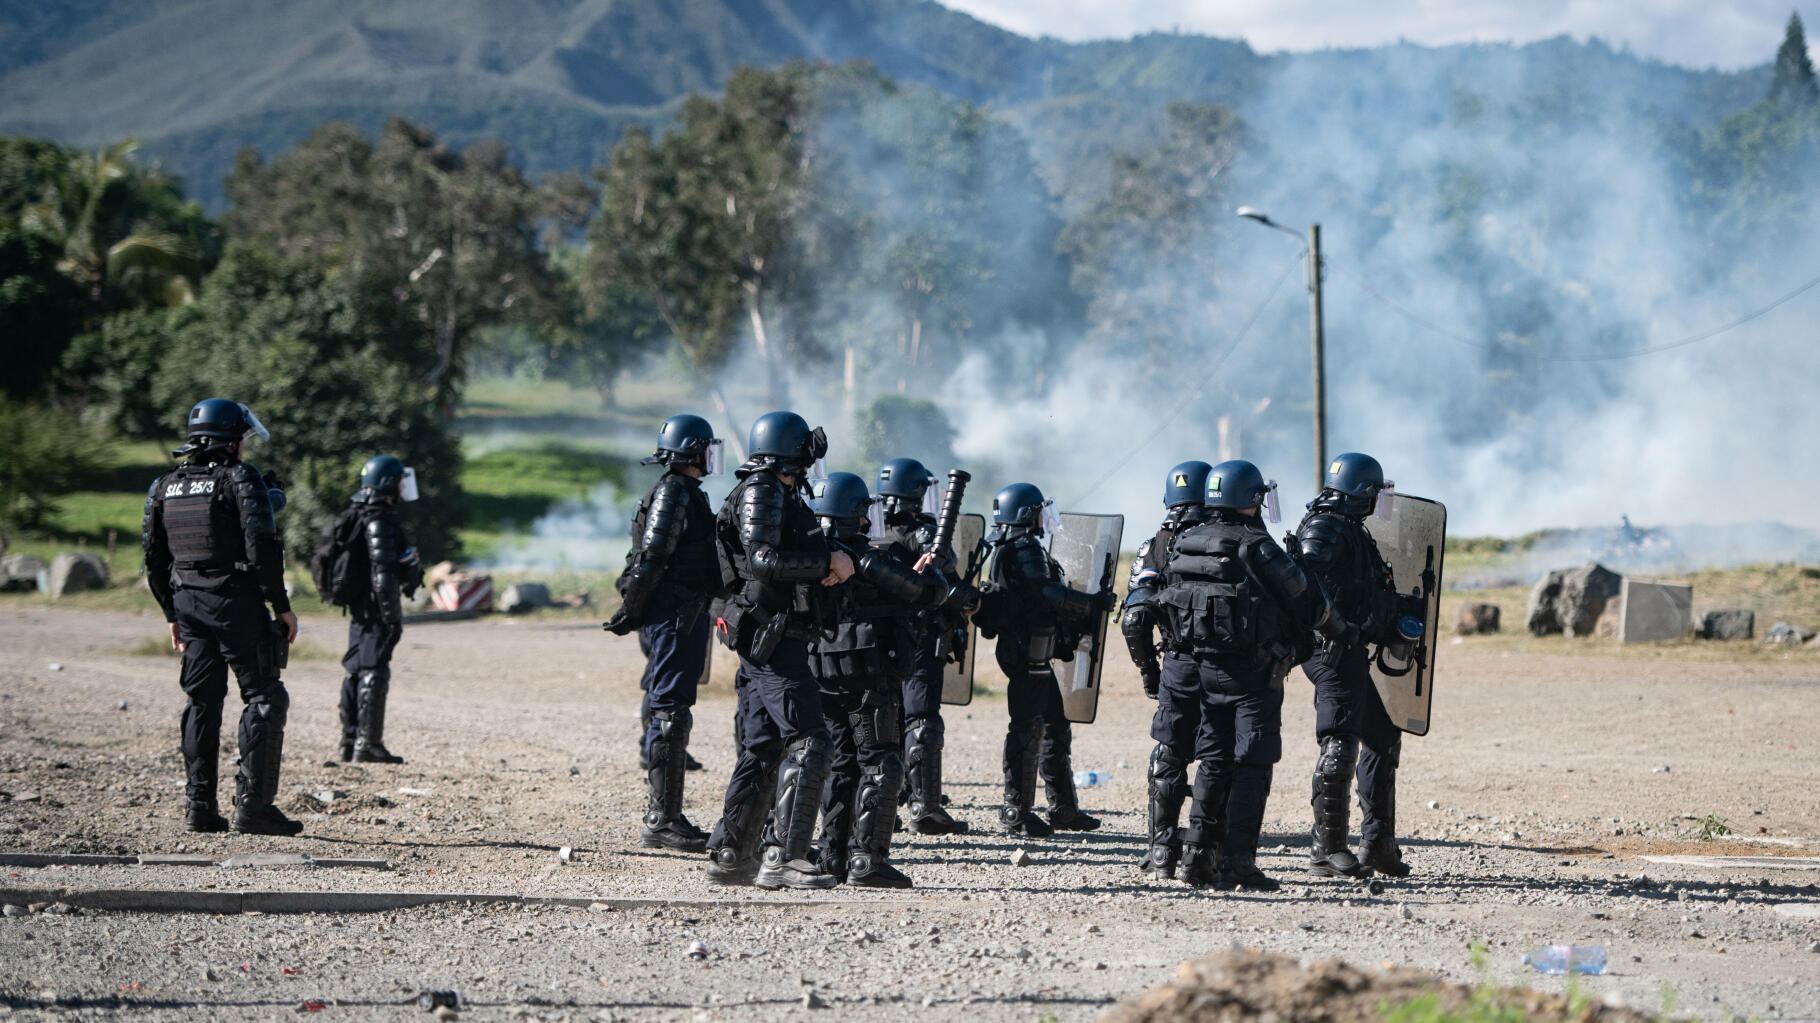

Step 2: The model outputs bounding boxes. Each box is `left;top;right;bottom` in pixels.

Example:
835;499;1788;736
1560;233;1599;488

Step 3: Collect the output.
942;0;1810;70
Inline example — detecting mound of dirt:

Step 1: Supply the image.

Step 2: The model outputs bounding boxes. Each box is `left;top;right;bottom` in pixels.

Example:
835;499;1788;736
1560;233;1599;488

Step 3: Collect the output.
282;792;395;816
1102;949;1655;1023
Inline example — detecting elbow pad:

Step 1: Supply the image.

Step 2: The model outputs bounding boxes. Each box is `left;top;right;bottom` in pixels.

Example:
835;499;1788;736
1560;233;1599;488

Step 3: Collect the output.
1042;582;1096;623
749;545;829;585
736;479;786;551
856;548;933;605
641;478;688;562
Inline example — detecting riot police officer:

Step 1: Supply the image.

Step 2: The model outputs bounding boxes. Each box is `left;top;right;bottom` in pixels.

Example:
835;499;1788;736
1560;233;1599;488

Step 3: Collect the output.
1124;460;1214;877
703;412;854;889
605;415;725;852
873;457;969;835
1296;452;1419;878
142;399;301;836
979;483;1114;837
1149;461;1347;888
808;473;978;888
336;455;424;765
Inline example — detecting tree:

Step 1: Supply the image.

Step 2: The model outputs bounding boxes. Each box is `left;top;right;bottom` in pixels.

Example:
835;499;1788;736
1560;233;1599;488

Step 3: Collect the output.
852;395;957;471
1770;12;1818;106
149;245;466;557
223;120;560;414
0;394;97;537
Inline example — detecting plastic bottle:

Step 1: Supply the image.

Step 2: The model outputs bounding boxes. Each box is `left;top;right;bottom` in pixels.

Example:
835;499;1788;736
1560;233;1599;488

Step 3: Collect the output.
1522;945;1607;975
1072;770;1112;787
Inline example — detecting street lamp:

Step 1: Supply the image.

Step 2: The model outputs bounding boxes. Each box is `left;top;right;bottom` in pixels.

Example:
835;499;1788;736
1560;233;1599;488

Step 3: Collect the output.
1237;206;1326;495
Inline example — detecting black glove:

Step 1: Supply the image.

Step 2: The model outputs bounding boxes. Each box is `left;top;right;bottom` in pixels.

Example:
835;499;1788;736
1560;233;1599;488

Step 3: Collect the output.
1141;666;1160;700
602;608;639;636
1094;588;1119;614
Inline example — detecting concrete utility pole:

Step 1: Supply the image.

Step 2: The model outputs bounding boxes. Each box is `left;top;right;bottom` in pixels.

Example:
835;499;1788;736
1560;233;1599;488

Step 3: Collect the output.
1236;207;1328;494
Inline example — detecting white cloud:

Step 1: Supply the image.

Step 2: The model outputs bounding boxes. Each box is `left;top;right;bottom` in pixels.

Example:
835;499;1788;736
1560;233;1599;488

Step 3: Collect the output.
944;0;1808;70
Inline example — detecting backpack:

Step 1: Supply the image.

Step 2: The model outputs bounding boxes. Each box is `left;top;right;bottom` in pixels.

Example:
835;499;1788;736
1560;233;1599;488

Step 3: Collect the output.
311;507;371;607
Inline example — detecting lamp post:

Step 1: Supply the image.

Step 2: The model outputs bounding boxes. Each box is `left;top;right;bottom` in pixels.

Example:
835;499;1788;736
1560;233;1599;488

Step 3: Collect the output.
1236;206;1325;495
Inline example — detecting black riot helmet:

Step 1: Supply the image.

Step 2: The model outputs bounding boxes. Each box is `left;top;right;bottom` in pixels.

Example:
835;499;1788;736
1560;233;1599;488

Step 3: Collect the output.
644;413;721;473
1163;460;1213;509
176;398;269;460
359;454;418;504
876;457;936;517
747;411;828;472
991;482;1058;539
1205;460;1270;511
1321;452;1385;516
809;472;876;539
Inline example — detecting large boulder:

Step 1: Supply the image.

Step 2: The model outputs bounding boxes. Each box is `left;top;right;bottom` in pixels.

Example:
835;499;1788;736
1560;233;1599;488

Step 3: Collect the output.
1453;602;1500;635
1699;609;1754;641
1526;562;1622;637
498;582;552;614
0;553;47;592
47;552;109;597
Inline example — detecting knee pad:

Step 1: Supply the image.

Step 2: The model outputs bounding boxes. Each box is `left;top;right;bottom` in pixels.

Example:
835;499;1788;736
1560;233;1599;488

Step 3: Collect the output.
246;682;290;723
876;752;905;792
907;715;944;748
788;734;831;774
1150;744;1189;782
653;707;694;741
1315;736;1357;778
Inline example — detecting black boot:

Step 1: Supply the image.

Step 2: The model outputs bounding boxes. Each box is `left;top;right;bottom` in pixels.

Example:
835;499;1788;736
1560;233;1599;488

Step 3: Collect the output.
1216;765;1280;891
185;800;228;834
905;718;966;835
848;755;913;889
1141;745;1188;878
353;670;405;763
999;720;1052;837
1178;828;1220;888
641;710;708;852
1040;715;1100;831
230;682;303;836
706;748;777;886
756;737;839;890
1310;735;1367;877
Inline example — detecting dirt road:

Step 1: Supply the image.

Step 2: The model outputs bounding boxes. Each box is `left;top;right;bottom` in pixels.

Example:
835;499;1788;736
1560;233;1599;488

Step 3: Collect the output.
2;605;1817;1021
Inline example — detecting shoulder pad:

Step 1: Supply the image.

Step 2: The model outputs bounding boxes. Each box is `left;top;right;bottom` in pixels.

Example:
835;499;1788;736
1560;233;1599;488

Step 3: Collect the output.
1127;538;1157;589
366;517;389;538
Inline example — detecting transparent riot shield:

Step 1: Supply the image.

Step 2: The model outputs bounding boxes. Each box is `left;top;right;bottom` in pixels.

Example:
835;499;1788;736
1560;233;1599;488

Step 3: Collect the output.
939;514;987;706
1362;493;1446;736
1050;512;1124;724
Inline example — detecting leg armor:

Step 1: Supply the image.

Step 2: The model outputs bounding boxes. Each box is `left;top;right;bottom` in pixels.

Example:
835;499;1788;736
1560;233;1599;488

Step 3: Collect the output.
337;674;358;762
707;738;782;885
640;709;707;852
904;717;966;834
756;735;837;889
999;718;1051;837
230;680;302;836
1141;745;1189;878
1310;734;1366;877
353;669;404;764
848;752;911;888
1359;740;1409;877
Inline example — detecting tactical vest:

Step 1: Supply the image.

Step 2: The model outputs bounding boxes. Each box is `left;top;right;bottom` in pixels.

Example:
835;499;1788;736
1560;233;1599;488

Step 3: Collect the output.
1156;523;1285;664
628;475;720;595
811;571;919;686
714;473;823;619
157;462;247;584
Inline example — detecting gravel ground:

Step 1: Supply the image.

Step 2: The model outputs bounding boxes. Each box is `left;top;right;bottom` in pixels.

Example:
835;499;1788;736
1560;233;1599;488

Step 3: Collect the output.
2;605;1818;1022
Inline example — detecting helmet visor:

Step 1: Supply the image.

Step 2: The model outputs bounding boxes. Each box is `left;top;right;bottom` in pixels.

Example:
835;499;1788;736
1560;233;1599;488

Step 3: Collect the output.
399;467;421;503
1375;481;1396;520
702;439;725;477
922;480;942;517
239;404;271;443
866;502;887;537
1039;499;1063;535
1263;479;1282;524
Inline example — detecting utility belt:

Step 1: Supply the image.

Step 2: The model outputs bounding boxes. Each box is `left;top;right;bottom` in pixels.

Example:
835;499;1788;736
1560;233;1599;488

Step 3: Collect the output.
716;591;815;666
654;581;713;626
1166;632;1298;674
172;563;255;591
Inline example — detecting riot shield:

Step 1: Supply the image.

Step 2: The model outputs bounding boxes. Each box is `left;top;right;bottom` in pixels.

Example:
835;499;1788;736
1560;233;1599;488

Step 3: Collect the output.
1050;512;1124;724
939;513;987;706
1362;493;1446;736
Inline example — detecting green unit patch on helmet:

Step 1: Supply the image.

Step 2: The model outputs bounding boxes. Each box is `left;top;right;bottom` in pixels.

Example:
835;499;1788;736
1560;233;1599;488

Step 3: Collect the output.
1208;475;1222;494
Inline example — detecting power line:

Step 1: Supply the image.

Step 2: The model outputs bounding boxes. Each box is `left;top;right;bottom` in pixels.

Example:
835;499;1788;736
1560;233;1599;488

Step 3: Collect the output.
1067;252;1303;507
1346;265;1820;363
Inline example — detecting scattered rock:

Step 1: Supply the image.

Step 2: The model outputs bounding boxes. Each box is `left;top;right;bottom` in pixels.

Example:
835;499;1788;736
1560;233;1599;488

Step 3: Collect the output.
1296;921;1314;931
557;846;573;863
47;663;62;672
433;1006;458;1022
1806;940;1819;953
1764;621;1816;646
498;582;552;614
1453;602;1501;635
1399;904;1413;920
116;699;128;711
1426;800;1440;810
1700;609;1754;641
2;904;25;917
802;991;826;1009
0;553;47;592
44;902;75;915
1010;848;1033;867
588;902;614;913
688;940;709;959
314;790;346;803
1526;563;1621;637
47;551;109;597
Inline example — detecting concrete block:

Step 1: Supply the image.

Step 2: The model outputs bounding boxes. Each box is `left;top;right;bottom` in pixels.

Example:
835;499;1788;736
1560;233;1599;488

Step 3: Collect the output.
136;854;218;866
220;852;313;868
1616;578;1692;643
